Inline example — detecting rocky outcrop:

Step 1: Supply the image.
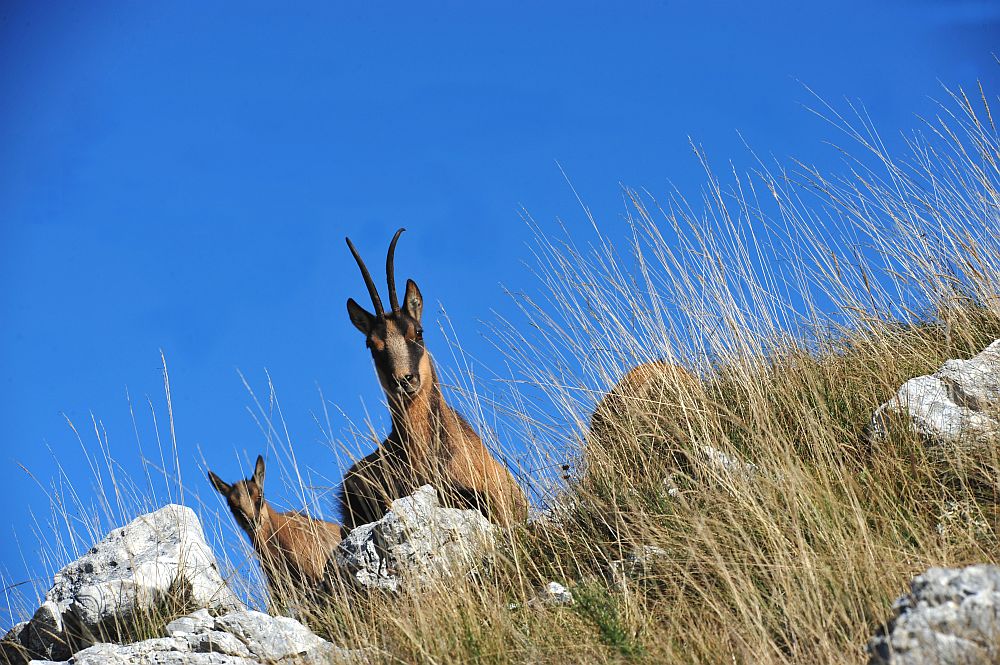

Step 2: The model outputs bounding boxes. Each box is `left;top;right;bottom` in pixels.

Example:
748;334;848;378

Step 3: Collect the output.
334;485;496;592
3;489;500;663
871;339;1000;454
2;505;243;664
867;565;1000;665
28;608;363;665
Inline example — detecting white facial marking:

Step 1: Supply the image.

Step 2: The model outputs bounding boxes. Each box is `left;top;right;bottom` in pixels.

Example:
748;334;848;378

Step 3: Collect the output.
386;332;409;375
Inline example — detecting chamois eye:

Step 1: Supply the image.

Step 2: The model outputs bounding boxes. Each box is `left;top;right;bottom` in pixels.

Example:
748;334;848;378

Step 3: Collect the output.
416;328;424;340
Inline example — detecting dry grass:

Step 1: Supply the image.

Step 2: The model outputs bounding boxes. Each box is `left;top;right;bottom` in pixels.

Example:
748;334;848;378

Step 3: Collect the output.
5;85;1000;664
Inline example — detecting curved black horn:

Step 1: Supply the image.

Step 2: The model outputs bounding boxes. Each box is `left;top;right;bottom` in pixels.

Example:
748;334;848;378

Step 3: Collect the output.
386;227;406;312
346;236;385;319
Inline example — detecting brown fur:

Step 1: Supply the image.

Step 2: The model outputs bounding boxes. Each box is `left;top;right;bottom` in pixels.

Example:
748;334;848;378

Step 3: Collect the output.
339;360;529;529
340;230;528;529
208;456;343;598
589;360;698;442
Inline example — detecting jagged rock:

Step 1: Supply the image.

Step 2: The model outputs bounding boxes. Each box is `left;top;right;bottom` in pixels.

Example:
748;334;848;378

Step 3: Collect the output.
871;339;1000;454
867;564;1000;664
2;505;243;664
528;582;574;607
609;545;669;587
334;485;496;592
698;445;757;479
27;608;364;664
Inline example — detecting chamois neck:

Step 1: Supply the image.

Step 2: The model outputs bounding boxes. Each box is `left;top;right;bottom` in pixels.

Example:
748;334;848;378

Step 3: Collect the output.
247;501;281;550
387;360;453;450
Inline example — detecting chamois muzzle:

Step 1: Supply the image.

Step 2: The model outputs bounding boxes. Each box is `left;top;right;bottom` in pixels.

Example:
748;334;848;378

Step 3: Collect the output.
393;372;421;395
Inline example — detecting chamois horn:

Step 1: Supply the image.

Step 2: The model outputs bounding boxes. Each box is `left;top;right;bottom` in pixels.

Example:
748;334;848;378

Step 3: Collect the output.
386;227;406;312
346;236;385;319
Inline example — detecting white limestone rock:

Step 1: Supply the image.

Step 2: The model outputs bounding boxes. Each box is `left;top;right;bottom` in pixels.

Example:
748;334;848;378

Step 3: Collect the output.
334;485;496;592
27;608;363;665
871;339;1000;453
528;582;574;607
699;445;757;479
867;565;1000;665
4;505;243;663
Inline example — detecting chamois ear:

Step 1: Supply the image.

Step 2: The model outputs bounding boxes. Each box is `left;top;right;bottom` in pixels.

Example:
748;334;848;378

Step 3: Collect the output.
347;298;376;335
208;471;230;495
252;455;266;488
403;279;423;323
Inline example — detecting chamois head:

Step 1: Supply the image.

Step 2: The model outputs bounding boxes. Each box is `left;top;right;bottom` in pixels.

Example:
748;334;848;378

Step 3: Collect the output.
346;228;431;400
208;455;267;537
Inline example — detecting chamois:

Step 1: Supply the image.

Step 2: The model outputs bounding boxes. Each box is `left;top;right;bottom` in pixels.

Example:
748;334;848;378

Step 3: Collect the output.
208;456;343;598
589;360;697;442
585;360;700;488
338;228;528;529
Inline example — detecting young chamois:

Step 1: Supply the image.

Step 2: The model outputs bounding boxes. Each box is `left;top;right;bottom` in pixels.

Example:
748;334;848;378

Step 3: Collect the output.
338;228;528;529
208;456;343;598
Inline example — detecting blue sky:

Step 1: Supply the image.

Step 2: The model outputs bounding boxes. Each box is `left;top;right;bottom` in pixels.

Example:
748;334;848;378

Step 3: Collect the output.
1;2;997;617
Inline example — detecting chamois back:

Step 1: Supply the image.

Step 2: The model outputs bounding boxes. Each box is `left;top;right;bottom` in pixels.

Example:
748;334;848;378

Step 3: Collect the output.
589;360;698;443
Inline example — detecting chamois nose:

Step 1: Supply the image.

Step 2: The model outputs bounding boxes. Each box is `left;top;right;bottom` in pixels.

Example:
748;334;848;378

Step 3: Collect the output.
394;373;418;392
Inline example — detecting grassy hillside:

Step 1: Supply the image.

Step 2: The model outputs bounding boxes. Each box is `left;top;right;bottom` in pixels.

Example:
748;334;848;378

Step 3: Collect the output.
8;87;1000;664
290;87;1000;663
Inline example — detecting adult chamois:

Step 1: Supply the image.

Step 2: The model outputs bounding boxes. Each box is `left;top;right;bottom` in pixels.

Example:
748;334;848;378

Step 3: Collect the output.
338;228;528;529
208;456;343;599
